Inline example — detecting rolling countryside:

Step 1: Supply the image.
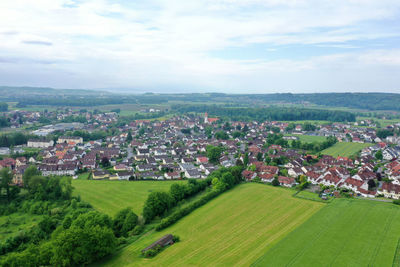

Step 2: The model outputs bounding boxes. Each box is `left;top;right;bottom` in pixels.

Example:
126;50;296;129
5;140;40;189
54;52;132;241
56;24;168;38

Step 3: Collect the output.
101;183;323;266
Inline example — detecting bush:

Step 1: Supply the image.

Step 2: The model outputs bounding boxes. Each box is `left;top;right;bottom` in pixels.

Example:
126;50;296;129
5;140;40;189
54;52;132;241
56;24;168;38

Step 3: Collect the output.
393;199;400;205
130;225;144;236
113;208;138;237
172;235;180;243
143;245;162;258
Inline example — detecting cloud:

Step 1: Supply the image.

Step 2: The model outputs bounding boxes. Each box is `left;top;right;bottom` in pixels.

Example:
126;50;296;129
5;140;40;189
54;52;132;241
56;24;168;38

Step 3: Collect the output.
22;40;53;46
0;0;399;92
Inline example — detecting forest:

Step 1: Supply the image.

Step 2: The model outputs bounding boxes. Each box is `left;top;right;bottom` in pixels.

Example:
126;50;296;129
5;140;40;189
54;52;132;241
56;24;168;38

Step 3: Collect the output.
172;105;356;122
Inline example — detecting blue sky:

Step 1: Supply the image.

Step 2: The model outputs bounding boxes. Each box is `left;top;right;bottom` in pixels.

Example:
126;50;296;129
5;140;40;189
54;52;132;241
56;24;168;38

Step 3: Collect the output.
0;0;400;93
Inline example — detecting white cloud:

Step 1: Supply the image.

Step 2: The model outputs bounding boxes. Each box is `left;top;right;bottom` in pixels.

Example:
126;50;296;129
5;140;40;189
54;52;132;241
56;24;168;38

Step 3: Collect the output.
0;0;399;92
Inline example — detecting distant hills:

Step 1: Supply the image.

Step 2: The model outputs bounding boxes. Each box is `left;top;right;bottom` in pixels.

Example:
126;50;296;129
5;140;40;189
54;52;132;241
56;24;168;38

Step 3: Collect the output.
1;86;400;111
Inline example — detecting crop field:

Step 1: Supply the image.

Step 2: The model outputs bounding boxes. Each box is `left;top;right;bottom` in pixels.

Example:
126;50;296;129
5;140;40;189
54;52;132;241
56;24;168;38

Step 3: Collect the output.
72;180;185;216
253;199;400;266
321;142;372;157
102;183;323;267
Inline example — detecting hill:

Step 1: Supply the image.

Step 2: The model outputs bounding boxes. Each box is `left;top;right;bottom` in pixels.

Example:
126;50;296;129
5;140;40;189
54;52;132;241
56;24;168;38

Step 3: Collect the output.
101;183;323;266
72;180;185;216
253;198;400;266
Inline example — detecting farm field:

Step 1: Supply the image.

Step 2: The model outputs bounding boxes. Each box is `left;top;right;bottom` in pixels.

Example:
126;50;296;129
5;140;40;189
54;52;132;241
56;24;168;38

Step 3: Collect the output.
102;183;323;267
253;198;400;266
285;134;327;143
72;180;185;216
321;142;372;157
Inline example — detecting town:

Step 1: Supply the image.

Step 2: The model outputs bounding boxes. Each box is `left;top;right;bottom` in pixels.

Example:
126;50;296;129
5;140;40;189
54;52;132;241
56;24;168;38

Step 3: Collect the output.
2;106;400;201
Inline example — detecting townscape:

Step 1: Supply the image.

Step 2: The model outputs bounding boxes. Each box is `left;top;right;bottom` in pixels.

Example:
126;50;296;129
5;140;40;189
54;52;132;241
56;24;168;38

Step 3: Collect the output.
2;1;400;265
2;106;400;200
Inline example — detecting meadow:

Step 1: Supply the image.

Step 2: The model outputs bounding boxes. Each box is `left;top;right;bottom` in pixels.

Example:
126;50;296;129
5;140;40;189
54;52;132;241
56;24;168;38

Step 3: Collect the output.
72;180;185;216
285;134;327;143
102;183;323;267
321;142;372;157
253;198;400;266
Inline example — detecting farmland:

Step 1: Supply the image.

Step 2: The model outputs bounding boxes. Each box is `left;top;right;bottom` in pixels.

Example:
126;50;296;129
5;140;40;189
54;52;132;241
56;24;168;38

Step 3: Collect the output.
253;199;400;266
102;183;323;267
285;134;327;143
321;142;372;157
72;180;185;216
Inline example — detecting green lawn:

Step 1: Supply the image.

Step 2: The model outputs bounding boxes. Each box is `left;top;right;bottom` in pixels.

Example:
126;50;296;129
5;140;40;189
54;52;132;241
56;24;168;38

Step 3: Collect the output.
285;134;327;143
101;183;323;267
72;180;185;216
253;198;400;266
321;142;372;157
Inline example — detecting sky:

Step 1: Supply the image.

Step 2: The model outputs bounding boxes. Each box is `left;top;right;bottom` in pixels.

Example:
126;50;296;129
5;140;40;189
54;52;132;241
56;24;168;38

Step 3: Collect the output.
0;0;400;94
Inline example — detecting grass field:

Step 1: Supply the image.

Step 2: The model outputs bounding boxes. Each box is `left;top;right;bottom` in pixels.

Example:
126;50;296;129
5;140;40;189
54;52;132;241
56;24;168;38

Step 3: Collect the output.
102;183;323;267
253;198;400;266
285;134;327;143
72;180;185;216
321;142;372;157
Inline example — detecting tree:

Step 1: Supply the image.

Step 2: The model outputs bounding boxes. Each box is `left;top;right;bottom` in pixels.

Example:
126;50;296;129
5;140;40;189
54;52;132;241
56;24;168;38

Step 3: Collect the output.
113;208;138;237
271;126;280;133
272;176;280;186
52;225;116;266
0;167;13;202
101;157;110;167
375;150;383;160
256;152;263;161
23;165;40;189
302;123;316;131
215;131;229;140
170;183;186;202
143;191;174;222
376;129;393;139
221;172;235;188
243;153;249;166
368;179;376;190
126;130;132;143
206;145;223;164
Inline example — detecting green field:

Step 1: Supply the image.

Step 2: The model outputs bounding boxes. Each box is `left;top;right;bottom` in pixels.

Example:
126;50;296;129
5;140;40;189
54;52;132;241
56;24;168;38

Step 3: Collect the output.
253;199;400;266
72;180;185;216
102;183;323;267
321;142;372;157
286;134;327;143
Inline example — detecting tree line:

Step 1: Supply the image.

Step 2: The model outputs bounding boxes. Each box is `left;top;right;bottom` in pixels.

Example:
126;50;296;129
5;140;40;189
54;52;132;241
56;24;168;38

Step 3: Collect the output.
156;166;243;231
172;105;356;122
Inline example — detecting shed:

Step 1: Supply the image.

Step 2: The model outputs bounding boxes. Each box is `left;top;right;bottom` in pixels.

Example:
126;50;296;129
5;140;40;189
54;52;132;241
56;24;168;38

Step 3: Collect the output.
142;234;174;253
